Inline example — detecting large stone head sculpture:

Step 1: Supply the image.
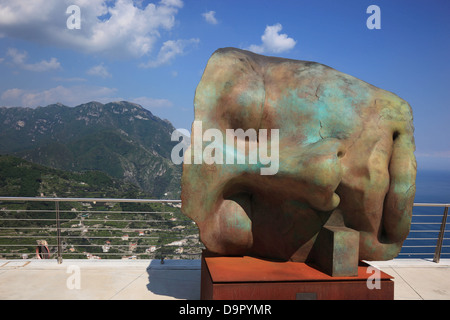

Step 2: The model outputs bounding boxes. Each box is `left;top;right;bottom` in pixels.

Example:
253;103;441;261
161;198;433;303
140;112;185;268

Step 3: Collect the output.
181;47;416;266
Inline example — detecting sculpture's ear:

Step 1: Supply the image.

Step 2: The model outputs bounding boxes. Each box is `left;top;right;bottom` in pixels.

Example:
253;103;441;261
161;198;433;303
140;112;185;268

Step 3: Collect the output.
381;101;416;243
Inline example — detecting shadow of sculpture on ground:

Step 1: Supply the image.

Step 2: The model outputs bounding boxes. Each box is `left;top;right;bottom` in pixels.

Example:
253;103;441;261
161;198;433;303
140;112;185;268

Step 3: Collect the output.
146;260;201;300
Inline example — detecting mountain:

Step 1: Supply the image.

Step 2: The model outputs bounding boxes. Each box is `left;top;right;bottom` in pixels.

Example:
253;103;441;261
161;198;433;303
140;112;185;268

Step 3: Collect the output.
0;101;182;198
0;154;139;198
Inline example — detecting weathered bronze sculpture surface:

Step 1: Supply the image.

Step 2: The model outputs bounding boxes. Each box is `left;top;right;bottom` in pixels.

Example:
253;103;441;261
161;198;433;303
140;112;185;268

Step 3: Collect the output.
181;47;416;268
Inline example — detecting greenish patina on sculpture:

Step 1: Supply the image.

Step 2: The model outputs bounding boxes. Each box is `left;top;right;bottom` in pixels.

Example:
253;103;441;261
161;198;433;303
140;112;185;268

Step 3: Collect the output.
181;47;416;271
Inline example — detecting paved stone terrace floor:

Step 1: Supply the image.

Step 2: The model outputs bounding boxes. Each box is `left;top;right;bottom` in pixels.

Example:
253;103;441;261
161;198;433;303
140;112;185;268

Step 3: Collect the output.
0;258;449;300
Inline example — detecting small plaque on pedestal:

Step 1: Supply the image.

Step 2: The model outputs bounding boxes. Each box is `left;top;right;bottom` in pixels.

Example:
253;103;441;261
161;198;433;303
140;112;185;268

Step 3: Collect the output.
201;252;394;300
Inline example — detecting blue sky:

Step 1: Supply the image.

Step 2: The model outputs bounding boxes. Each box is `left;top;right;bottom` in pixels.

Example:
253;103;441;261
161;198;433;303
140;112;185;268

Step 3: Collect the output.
0;0;449;171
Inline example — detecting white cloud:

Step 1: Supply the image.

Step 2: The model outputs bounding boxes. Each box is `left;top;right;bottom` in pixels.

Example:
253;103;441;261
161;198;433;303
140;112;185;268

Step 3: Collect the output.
416;151;450;158
0;0;189;60
87;63;112;78
52;77;87;82
141;38;199;68
1;88;25;102
6;48;61;72
248;23;296;54
202;11;218;25
131;96;173;109
1;85;118;107
0;86;174;112
160;0;183;8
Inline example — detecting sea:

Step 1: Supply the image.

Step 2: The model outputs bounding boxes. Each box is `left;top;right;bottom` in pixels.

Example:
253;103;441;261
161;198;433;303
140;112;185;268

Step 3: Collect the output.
400;169;450;259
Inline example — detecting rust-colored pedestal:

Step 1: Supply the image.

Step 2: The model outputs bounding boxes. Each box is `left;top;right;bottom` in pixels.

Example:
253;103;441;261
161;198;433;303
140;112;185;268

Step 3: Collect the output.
201;254;394;300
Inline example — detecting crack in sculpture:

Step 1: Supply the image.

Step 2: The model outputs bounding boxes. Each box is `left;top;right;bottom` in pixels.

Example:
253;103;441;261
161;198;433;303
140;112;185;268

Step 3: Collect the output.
181;47;416;268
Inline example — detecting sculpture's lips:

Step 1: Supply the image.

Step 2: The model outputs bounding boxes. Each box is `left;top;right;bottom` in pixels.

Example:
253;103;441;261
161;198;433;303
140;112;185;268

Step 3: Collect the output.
222;172;341;213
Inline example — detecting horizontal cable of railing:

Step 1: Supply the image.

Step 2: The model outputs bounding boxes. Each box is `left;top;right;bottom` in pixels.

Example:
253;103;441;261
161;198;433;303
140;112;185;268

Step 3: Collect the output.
0;197;201;263
0;197;448;262
398;203;449;262
0;196;181;203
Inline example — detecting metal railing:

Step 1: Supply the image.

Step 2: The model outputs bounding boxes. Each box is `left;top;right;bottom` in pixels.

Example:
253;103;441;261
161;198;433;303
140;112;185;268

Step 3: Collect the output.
399;203;449;263
0;197;203;263
0;197;448;263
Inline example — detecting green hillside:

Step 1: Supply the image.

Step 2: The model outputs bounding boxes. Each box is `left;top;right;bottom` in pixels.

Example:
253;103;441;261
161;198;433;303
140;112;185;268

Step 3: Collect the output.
0;101;182;198
0;154;140;198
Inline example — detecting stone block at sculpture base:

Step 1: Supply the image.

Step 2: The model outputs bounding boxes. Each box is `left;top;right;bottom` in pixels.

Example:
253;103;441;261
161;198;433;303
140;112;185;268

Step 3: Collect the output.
200;252;394;300
308;225;360;277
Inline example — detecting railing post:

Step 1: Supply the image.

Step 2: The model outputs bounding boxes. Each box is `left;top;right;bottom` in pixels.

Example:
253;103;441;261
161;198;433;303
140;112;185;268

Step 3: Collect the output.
433;206;449;263
160;245;165;264
55;201;63;264
160;203;165;264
